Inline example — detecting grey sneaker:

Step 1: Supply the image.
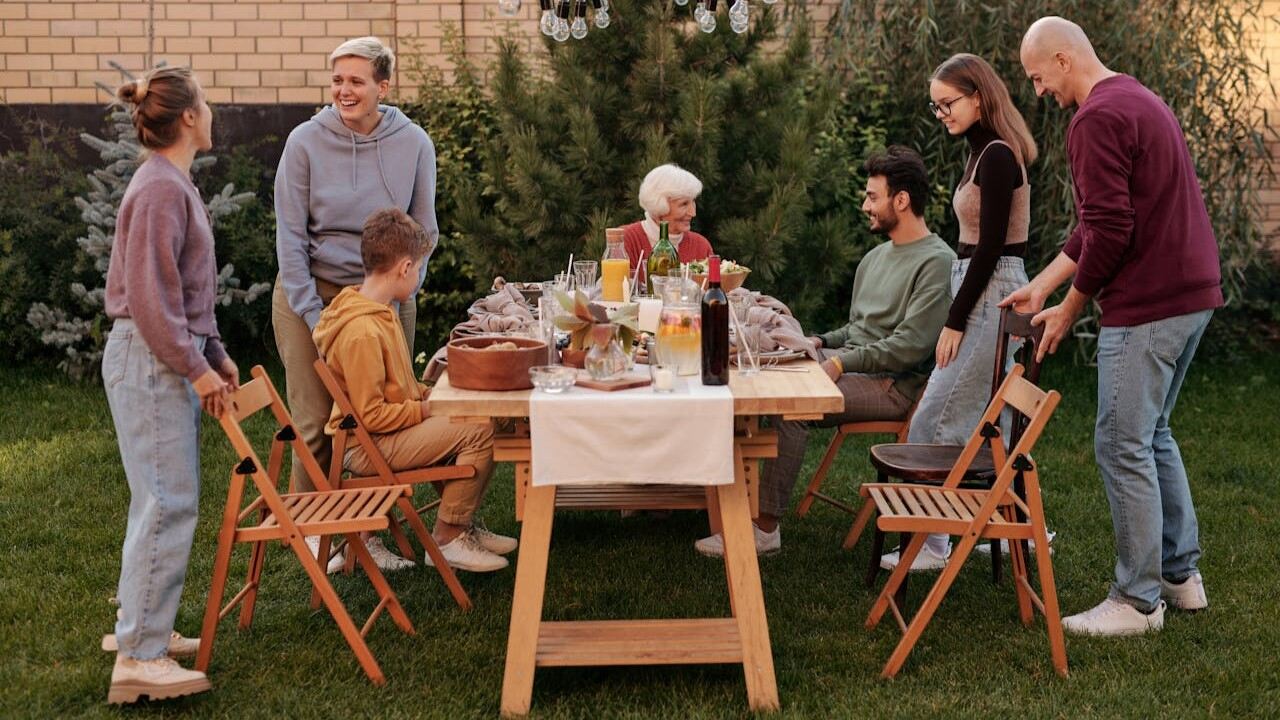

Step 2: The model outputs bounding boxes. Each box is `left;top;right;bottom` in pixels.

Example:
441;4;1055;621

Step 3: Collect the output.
1160;572;1208;611
694;524;781;558
426;529;509;572
1062;597;1165;637
363;536;415;571
471;519;518;555
107;654;211;704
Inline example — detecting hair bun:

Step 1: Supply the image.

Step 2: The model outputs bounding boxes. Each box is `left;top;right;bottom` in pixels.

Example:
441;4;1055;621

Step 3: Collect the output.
116;77;149;104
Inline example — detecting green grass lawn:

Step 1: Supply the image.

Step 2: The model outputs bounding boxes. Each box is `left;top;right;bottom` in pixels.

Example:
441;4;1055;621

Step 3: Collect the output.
1;353;1278;719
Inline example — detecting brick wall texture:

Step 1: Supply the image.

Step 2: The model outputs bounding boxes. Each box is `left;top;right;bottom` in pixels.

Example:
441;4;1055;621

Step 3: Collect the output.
0;0;1274;236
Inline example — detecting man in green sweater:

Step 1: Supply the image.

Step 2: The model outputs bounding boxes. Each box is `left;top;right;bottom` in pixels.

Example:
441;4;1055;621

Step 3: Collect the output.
697;146;955;557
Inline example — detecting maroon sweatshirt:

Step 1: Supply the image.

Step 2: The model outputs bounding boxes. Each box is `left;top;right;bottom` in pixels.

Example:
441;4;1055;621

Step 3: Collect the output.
1062;75;1223;326
105;154;228;381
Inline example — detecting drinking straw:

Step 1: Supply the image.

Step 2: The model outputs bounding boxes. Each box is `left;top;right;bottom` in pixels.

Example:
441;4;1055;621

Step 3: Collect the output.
565;253;574;288
632;251;646;292
728;299;758;370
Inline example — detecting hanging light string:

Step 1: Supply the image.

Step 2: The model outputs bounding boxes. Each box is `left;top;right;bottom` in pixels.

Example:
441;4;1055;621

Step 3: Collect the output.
511;0;766;39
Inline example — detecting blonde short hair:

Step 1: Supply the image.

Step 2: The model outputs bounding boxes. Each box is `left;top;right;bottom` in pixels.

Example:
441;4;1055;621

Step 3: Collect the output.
637;164;703;218
330;36;395;82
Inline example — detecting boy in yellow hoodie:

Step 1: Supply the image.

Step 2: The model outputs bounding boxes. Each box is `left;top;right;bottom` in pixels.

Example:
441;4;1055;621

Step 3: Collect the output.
313;208;513;573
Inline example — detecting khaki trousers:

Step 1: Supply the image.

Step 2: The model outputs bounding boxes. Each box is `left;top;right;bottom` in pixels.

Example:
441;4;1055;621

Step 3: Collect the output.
271;277;417;491
345;416;495;525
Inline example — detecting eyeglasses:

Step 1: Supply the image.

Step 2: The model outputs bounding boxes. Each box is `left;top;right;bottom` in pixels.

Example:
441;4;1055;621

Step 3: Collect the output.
928;92;973;118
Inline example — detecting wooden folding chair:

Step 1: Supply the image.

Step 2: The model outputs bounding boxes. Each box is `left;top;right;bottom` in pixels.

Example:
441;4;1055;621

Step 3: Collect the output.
844;364;1067;678
195;366;418;685
794;412;913;518
312;357;474;610
845;308;1046;588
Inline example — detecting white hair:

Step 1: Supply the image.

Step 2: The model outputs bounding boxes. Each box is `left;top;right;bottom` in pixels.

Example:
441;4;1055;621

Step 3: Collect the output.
637;164;703;218
330;36;395;82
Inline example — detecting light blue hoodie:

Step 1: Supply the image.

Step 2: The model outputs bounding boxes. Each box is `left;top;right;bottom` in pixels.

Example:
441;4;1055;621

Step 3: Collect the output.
275;104;438;329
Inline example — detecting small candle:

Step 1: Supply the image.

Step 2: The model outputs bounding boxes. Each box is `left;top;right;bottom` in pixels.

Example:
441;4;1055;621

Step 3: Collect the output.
652;365;675;392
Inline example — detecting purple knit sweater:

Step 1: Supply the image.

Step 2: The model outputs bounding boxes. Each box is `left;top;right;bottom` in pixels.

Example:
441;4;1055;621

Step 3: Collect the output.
105;154;228;381
1063;75;1223;326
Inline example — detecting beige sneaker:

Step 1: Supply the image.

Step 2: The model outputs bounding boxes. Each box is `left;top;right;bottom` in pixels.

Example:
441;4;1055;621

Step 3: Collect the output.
107;654;211;704
425;529;509;572
101;632;199;658
471;519;518;555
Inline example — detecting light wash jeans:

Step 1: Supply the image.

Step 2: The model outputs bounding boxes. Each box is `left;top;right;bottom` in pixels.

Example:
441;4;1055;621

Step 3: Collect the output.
103;319;205;661
1097;308;1212;612
908;257;1027;556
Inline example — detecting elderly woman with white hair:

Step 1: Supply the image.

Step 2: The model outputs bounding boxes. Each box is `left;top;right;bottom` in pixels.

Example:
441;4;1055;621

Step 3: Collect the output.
623;163;714;281
272;36;438;571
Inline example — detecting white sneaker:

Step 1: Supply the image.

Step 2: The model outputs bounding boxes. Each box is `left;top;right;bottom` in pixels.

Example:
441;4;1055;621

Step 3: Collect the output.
426;529;509;572
694;524;781;558
1160;572;1208;611
304;536;346;574
976;530;1057;556
363;536;416;571
880;544;950;572
471;519;518;555
107;654;211;704
1062;597;1165;637
101;632;199;658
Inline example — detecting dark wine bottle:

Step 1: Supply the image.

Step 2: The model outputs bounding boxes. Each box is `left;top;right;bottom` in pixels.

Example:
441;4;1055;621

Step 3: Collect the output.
701;255;729;385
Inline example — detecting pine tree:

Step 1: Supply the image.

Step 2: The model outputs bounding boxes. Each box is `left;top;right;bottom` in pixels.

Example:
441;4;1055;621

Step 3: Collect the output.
27;68;270;380
455;0;859;326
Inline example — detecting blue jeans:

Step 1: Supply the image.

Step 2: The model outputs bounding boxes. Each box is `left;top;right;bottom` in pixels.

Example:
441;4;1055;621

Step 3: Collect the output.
103;320;205;660
1096;309;1212;612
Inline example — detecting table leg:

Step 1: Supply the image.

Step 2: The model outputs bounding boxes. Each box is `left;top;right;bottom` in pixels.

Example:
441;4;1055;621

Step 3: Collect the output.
501;483;557;718
717;443;779;712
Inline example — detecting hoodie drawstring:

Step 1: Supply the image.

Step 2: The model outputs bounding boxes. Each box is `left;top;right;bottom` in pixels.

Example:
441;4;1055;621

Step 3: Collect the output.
349;131;358;191
375;138;397;205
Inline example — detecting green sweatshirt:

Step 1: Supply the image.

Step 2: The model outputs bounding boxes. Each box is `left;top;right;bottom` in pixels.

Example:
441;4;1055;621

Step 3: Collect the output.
819;233;955;400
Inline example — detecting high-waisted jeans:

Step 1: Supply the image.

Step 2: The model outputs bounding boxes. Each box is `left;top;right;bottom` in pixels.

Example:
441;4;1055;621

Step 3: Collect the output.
907;257;1028;556
103;319;205;660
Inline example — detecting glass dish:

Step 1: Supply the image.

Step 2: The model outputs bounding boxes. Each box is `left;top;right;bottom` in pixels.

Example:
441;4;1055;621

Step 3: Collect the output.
529;365;577;393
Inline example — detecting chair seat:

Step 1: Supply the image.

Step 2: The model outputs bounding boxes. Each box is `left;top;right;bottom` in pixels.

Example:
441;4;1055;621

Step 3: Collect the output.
862;483;1031;539
869;443;995;483
236;486;408;542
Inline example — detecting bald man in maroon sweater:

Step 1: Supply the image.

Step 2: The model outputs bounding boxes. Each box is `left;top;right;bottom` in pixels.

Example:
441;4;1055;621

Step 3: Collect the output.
1004;17;1222;637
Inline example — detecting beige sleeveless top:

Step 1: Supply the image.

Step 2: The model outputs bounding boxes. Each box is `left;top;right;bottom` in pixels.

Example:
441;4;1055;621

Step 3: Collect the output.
953;140;1030;249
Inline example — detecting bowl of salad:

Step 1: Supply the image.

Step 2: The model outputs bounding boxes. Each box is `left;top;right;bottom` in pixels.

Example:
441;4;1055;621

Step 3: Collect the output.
684;259;751;292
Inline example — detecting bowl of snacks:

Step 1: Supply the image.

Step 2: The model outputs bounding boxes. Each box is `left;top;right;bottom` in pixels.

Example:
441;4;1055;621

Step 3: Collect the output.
529;365;577;393
686;259;751;292
446;335;548;390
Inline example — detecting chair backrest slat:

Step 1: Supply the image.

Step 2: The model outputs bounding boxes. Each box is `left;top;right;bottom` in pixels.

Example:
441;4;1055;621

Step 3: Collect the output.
1001;373;1050;419
228;377;274;423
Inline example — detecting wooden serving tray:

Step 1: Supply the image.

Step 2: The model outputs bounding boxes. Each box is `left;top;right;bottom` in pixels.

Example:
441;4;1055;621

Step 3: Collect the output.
575;372;652;392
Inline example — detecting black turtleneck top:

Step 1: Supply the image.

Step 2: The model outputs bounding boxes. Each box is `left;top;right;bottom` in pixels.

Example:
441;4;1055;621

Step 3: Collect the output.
946;123;1027;331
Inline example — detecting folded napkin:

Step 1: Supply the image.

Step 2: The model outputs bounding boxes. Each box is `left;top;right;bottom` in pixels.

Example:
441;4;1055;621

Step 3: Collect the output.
529;369;734;487
452;284;535;338
727;288;820;360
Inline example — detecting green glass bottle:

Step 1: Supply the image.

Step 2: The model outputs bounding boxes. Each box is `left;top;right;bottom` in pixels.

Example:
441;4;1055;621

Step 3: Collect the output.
646;221;679;294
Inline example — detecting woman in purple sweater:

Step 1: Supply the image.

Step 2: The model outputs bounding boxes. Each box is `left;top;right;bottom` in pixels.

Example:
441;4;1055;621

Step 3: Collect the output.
100;67;238;704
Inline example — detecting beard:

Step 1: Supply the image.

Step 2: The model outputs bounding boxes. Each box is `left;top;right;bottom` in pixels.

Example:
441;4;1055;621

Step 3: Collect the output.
867;208;899;235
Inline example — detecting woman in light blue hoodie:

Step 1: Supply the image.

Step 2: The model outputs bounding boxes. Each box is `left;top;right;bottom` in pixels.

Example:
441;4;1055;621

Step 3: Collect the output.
271;37;438;572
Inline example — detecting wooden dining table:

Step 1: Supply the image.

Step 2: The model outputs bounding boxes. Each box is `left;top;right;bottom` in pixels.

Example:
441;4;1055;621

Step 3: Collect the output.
428;361;842;717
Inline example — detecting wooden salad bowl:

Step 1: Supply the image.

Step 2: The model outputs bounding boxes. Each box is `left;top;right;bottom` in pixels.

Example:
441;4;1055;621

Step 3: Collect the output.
446;335;548;391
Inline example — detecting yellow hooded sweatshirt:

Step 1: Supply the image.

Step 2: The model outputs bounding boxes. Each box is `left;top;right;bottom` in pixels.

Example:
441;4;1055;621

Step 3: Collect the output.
313;286;426;435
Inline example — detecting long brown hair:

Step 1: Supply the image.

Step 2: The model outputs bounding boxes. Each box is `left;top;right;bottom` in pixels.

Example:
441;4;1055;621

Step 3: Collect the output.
115;67;200;150
931;53;1038;166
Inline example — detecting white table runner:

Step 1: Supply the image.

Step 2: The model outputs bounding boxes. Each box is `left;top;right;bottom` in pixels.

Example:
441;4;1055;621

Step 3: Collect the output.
529;369;735;487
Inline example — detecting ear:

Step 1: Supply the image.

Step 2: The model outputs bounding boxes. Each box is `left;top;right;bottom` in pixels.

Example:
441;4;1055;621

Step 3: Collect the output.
1053;51;1071;72
893;191;912;214
181;106;198;128
377;78;390;101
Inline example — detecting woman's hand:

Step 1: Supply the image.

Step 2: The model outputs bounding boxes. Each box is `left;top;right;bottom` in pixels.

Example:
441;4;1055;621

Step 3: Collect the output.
217;357;240;391
192;368;231;419
935;328;963;369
